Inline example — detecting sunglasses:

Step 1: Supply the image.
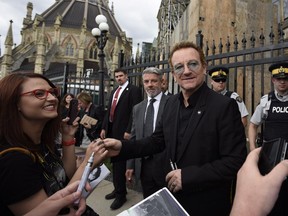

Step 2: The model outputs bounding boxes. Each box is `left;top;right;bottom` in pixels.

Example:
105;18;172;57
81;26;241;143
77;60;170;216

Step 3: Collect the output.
20;88;60;100
213;79;227;83
173;60;201;75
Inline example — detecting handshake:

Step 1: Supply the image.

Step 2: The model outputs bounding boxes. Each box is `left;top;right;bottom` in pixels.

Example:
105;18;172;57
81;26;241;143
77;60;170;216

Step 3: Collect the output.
89;138;123;159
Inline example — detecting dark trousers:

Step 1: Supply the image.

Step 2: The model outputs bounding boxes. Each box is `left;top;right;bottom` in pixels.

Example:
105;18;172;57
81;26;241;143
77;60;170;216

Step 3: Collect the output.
140;157;164;198
112;160;127;198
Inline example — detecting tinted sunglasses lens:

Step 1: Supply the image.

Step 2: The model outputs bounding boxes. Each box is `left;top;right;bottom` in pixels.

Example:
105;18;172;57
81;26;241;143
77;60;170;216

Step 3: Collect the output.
214;79;226;83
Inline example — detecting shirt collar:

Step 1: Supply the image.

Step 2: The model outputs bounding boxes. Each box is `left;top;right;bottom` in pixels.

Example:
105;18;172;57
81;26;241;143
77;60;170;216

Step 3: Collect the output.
119;80;129;89
148;92;163;102
178;83;204;107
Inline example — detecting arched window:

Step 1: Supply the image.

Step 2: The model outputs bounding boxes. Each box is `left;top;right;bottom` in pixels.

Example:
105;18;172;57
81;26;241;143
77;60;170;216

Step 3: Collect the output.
65;43;74;56
89;43;97;59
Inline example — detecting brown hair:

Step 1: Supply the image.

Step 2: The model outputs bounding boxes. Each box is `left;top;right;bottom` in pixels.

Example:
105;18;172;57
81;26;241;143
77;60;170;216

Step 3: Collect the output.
77;92;92;106
169;41;207;70
0;73;61;152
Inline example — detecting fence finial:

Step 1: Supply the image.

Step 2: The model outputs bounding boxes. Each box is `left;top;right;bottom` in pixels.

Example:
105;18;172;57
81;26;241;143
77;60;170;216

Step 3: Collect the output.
196;30;204;49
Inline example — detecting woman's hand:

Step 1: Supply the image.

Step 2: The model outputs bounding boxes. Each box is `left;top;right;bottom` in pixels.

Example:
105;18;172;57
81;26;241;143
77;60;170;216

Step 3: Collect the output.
83;139;108;169
60;117;80;140
24;181;86;216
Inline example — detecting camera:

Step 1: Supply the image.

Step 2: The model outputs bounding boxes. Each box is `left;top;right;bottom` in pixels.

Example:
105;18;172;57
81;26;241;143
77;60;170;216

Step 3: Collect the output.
258;138;288;175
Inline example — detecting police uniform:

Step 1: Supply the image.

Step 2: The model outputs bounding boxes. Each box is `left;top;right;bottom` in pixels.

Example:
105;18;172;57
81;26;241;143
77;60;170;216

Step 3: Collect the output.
209;66;249;118
250;62;288;216
250;62;288;141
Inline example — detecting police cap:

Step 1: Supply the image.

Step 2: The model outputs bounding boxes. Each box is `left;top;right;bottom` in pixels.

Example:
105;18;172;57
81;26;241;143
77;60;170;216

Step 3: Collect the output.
208;66;229;81
269;62;288;79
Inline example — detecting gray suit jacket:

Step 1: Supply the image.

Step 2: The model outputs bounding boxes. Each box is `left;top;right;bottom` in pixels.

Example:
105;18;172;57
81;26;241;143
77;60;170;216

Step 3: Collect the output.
127;93;168;182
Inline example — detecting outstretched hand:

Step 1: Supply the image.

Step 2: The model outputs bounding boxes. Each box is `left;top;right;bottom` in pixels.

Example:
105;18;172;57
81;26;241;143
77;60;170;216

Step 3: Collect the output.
102;138;122;157
230;148;288;216
84;140;108;168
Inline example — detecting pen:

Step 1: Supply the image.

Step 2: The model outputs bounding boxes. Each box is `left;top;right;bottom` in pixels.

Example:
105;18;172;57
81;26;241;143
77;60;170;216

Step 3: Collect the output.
170;159;177;170
74;152;94;205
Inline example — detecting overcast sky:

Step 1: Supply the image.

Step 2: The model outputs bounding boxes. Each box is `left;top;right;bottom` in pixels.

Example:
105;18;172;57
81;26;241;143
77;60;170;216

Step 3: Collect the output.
0;0;161;55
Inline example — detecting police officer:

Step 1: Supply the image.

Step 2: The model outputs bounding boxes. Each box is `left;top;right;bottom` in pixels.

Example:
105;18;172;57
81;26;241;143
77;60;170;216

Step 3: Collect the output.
248;62;288;152
209;66;249;127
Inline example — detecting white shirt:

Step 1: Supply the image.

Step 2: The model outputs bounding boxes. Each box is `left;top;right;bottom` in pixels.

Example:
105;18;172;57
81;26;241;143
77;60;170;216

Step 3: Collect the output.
112;81;129;104
146;92;163;132
221;89;249;118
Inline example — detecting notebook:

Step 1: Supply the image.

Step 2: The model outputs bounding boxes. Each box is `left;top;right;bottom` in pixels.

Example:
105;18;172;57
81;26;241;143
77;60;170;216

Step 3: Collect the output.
117;187;189;216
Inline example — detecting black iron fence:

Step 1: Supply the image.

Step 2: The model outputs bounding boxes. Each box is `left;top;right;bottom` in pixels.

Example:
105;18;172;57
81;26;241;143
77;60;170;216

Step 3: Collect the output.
47;25;288;116
120;26;288;117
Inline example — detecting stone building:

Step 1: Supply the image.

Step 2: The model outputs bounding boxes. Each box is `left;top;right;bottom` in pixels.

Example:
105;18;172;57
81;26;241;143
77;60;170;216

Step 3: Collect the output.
0;0;132;89
157;0;286;53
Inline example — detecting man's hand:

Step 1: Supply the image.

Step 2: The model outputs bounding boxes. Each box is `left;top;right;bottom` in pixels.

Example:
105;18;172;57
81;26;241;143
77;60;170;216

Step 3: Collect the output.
124;132;131;140
100;129;106;139
166;169;182;193
125;169;134;182
103;138;122;157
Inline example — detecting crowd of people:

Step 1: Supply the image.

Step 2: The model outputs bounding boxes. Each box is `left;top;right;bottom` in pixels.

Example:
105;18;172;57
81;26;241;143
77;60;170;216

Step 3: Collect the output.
0;40;287;216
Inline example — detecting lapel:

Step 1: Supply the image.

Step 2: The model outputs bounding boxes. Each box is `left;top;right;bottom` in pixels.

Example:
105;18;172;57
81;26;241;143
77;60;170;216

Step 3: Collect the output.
109;88;117;107
117;83;130;105
170;96;180;162
138;99;148;138
156;94;167;123
176;86;207;161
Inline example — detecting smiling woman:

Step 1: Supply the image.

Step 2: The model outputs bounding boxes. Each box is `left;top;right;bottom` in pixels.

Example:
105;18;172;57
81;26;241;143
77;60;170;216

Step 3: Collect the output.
0;72;107;216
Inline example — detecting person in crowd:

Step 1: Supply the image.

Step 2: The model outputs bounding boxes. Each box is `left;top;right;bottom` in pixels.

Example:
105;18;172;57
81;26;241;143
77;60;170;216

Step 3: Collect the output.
209;66;249;127
248;62;288;151
100;69;142;210
101;41;247;215
60;93;75;119
126;67;168;198
75;92;103;147
0;73;107;216
248;62;288;216
161;73;172;95
230;148;288;216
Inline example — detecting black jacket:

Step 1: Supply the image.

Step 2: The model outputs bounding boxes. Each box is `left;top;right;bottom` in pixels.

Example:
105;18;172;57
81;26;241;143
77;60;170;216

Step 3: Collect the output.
75;104;104;146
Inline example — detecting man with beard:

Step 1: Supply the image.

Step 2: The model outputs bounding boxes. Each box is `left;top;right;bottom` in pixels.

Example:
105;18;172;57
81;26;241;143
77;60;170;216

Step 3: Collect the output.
126;67;168;198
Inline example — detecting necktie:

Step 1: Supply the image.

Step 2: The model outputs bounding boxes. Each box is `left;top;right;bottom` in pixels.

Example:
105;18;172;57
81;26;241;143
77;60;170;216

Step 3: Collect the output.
109;87;121;122
144;98;156;137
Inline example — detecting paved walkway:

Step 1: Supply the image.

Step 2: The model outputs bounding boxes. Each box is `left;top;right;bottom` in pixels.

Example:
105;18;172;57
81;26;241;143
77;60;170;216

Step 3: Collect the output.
87;180;143;216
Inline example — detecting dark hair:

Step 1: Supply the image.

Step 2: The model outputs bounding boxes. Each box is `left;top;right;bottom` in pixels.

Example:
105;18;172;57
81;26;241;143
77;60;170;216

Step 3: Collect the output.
60;93;75;107
114;68;127;75
0;73;61;152
169;41;207;70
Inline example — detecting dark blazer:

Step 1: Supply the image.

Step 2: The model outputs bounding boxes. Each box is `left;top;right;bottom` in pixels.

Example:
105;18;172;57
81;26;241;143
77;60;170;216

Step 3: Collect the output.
127;93;168;183
75;103;103;146
102;82;142;140
119;83;247;215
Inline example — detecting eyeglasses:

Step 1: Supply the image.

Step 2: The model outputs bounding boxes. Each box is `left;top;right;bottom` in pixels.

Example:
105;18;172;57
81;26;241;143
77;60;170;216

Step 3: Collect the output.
213;79;227;83
173;60;201;75
20;88;60;100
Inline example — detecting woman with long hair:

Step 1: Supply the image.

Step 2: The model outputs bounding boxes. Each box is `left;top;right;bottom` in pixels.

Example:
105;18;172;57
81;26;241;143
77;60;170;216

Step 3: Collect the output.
0;73;107;216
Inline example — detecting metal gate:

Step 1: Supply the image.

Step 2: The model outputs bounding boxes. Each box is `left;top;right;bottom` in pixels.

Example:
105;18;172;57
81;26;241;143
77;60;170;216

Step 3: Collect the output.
120;27;288;116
